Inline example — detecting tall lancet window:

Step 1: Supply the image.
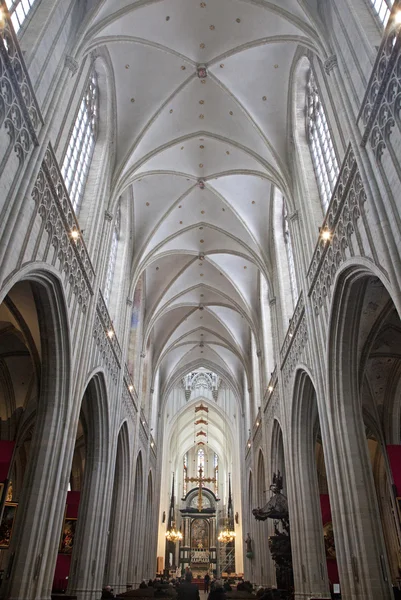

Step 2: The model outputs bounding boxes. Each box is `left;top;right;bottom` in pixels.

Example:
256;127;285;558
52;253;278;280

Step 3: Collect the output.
214;453;218;495
283;200;298;305
104;202;121;306
61;71;98;214
369;0;392;25
5;0;38;33
197;448;205;471
183;453;188;496
306;70;339;213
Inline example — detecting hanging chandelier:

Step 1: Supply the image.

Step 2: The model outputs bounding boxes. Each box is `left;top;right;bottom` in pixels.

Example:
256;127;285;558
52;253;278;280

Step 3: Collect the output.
165;522;183;543
218;526;236;544
218;473;236;544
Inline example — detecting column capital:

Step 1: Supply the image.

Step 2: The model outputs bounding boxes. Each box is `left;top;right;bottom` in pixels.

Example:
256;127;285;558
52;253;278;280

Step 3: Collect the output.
65;55;79;75
324;54;338;74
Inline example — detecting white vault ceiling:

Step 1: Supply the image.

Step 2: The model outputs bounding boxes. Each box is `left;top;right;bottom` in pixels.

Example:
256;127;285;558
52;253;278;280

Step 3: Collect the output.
84;0;324;398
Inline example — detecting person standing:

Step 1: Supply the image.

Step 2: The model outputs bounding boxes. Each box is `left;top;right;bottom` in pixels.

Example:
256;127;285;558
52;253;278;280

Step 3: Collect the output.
177;573;200;600
204;573;210;593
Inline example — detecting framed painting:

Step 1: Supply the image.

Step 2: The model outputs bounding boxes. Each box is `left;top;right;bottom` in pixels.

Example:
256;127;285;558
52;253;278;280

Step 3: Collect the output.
59;518;77;554
0;502;18;549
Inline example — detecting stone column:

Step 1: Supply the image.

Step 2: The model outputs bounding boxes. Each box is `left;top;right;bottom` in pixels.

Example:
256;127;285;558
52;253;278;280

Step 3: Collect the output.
287;438;331;599
321;406;393;600
0;411;70;600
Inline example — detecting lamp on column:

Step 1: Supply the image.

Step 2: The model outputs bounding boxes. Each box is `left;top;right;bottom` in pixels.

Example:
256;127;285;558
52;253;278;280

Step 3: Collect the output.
165;474;183;544
218;473;236;544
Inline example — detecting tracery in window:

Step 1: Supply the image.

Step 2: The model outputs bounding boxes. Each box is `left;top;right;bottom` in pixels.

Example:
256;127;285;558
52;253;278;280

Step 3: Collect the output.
104;202;121;306
369;0;393;25
306;70;339;213
283;200;298;305
197;448;205;471
61;71;98;214
5;0;38;33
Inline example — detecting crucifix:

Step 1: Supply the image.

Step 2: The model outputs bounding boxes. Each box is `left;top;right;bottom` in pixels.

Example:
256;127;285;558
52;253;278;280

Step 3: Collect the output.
185;466;216;511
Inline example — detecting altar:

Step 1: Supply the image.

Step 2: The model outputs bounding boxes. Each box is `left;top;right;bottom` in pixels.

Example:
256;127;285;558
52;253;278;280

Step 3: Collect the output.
179;487;218;576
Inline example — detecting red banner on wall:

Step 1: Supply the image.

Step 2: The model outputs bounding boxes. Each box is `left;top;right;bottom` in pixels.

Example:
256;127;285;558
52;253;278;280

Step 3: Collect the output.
386;445;401;495
0;441;15;481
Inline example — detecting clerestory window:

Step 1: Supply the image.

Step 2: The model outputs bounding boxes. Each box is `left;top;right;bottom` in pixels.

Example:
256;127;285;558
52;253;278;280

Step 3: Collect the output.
197;448;205;471
5;0;38;33
183;453;188;496
104;202;121;306
283;200;298;306
306;70;339;213
369;0;393;26
61;71;98;214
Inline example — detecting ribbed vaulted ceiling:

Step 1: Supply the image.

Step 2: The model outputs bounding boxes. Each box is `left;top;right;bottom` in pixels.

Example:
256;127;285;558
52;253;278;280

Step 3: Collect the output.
85;0;324;398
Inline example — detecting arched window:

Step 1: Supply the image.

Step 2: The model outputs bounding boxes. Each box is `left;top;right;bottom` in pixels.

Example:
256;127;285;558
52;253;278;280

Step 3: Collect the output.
61;71;98;214
197;448;205;471
306;70;339;213
214;453;218;495
5;0;38;33
369;0;392;25
104;202;121;306
283;200;298;305
183;453;188;496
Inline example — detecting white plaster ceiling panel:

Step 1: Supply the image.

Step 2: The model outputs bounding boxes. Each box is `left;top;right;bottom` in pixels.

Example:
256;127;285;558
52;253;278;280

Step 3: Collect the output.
168;327;233;351
208;305;251;352
142;186;260;258
161;287;232;312
92;0;312;24
209;175;271;253
207;254;259;313
135;136;265;178
154;259;249;314
161;320;240;357
152;305;194;355
125;77;277;174
144;254;193;314
209;42;296;165
107;42;192;165
162;308;241;355
159;342;197;382
213;344;243;382
151;225;256;261
132;174;192;253
173;343;236;381
94;0;310;64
